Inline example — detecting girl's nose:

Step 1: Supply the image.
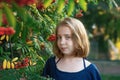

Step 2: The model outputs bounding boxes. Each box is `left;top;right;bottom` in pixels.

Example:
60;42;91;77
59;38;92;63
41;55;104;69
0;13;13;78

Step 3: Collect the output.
60;37;66;45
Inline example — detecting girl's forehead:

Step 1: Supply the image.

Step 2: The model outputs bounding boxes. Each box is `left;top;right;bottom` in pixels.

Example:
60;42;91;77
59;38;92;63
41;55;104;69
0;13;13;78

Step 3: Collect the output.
57;26;72;34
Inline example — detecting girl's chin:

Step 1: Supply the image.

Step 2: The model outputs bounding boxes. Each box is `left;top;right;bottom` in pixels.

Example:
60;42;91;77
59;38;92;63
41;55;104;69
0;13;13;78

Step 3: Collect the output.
62;52;72;55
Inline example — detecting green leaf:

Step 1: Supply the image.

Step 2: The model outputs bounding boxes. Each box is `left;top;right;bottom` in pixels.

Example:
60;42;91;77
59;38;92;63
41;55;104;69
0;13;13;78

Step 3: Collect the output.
79;0;87;12
43;0;53;8
3;4;16;28
57;0;65;13
43;14;54;24
13;3;27;22
21;25;28;42
0;9;2;26
0;47;3;55
12;22;22;42
67;0;75;16
116;19;120;38
108;0;113;9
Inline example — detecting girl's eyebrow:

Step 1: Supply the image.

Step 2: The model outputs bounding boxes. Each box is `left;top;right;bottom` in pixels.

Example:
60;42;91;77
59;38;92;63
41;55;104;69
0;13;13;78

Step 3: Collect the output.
57;34;71;37
64;34;71;36
57;33;71;35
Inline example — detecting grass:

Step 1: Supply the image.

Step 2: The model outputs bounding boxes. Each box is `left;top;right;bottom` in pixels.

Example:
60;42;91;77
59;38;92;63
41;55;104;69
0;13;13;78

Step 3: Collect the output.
101;74;120;80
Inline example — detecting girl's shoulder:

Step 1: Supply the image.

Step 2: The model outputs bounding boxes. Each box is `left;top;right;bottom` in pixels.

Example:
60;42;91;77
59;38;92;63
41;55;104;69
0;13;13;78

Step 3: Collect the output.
84;59;91;68
49;55;61;63
46;55;61;65
84;59;100;73
84;59;99;71
47;55;55;62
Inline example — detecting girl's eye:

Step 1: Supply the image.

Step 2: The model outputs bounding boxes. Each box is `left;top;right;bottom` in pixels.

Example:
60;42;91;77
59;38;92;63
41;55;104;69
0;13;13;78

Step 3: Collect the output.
57;35;71;40
65;36;71;40
57;36;61;40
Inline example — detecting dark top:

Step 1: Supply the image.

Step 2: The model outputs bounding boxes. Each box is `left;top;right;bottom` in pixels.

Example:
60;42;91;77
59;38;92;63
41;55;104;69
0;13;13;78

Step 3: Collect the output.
42;56;101;80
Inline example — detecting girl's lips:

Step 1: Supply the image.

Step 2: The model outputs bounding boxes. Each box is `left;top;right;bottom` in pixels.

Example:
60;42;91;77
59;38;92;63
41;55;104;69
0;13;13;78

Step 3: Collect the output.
61;47;67;51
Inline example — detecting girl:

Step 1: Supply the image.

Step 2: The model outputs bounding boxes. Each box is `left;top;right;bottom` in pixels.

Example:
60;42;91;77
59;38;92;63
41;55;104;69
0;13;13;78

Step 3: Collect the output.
42;17;101;80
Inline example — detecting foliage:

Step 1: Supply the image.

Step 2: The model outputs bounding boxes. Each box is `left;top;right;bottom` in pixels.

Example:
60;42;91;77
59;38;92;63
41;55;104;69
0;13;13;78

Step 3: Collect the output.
101;74;120;80
81;0;120;42
0;0;87;79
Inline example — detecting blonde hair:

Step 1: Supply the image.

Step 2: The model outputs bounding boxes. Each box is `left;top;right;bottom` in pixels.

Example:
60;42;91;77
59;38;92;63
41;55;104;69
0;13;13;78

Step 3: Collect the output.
53;17;90;58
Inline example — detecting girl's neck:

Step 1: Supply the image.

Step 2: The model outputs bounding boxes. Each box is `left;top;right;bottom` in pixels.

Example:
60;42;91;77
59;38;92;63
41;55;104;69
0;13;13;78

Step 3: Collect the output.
56;56;84;72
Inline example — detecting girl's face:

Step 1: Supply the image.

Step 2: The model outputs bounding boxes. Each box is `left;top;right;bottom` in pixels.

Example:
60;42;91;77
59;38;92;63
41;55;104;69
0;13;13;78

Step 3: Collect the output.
57;26;74;56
